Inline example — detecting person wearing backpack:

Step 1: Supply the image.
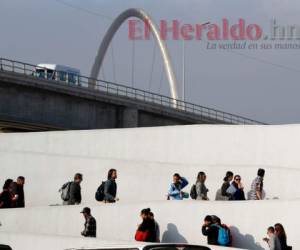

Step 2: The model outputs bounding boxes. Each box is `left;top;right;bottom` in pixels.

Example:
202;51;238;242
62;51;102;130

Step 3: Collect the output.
168;173;189;200
221;171;234;200
104;169;118;203
61;173;83;205
211;215;232;247
194;172;209;200
202;215;219;245
95;169;118;203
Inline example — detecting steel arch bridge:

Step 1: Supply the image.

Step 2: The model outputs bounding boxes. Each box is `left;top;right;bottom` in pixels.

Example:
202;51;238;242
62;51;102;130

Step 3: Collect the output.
89;8;179;107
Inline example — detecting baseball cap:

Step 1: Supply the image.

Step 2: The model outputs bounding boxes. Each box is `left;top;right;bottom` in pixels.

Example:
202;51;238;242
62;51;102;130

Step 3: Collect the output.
80;207;91;214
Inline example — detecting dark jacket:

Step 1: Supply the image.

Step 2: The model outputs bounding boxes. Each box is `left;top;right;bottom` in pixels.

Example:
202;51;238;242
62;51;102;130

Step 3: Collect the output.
104;179;117;203
11;182;25;208
82;215;97;237
138;218;156;242
202;224;219;245
231;182;245;201
278;234;289;250
221;181;230;197
68;182;81;205
0;190;14;209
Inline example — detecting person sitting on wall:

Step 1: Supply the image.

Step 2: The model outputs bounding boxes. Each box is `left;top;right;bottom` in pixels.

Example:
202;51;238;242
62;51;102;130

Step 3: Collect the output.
168;173;189;200
81;207;97;238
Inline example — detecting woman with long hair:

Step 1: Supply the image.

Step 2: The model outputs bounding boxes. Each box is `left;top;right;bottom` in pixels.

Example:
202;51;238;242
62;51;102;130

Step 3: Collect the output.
195;172;209;200
275;223;290;250
103;169;118;203
135;208;156;242
221;171;234;198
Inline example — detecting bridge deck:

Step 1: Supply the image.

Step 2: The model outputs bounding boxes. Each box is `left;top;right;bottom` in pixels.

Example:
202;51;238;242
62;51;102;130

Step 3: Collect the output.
0;58;266;131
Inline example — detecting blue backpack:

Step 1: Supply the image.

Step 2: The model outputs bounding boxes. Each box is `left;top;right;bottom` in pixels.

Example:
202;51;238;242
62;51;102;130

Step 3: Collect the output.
213;225;230;246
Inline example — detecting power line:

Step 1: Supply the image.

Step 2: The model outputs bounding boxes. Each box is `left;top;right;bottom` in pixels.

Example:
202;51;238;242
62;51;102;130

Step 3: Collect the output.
55;0;118;83
54;0;113;21
218;44;300;74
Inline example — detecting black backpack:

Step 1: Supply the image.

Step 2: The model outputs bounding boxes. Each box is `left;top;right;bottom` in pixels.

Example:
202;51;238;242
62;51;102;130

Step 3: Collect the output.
190;184;197;200
95;181;106;201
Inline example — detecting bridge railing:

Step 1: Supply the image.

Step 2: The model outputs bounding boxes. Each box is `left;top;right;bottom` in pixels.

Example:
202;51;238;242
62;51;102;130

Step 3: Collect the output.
0;58;266;125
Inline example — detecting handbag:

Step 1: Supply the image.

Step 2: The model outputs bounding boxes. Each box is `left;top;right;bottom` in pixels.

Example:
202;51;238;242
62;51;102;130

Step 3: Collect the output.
135;230;149;241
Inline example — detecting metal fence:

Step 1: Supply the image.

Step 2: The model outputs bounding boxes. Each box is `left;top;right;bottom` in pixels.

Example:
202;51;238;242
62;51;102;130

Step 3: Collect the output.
0;57;266;125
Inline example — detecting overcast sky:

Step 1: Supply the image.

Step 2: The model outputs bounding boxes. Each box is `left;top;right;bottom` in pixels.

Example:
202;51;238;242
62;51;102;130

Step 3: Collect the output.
1;0;300;124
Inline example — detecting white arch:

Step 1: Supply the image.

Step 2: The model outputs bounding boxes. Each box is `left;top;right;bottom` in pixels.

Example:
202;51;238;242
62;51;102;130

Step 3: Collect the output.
89;8;179;106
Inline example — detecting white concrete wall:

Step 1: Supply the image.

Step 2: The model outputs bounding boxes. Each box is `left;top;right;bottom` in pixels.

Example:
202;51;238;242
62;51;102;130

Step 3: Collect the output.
1;125;300;207
0;125;299;250
2;125;300;167
0;200;297;250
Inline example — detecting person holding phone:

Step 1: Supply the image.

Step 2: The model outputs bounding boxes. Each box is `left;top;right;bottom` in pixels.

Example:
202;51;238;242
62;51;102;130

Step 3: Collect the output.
263;226;282;250
168;173;189;200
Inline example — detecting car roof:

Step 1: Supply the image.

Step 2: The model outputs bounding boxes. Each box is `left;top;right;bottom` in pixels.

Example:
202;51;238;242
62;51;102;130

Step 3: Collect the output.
67;243;212;250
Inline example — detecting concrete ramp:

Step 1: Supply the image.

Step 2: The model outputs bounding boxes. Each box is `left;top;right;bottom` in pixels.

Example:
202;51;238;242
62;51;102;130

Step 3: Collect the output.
0;125;299;249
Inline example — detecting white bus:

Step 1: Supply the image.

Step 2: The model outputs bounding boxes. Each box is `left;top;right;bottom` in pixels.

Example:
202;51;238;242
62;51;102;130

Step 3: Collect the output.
35;64;81;85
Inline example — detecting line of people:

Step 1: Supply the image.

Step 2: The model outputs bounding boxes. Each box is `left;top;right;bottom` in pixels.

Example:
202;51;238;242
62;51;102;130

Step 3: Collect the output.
78;206;160;242
59;169;118;205
167;169;266;201
263;224;292;250
0;171;293;249
78;205;292;250
0;168;266;207
201;215;292;249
